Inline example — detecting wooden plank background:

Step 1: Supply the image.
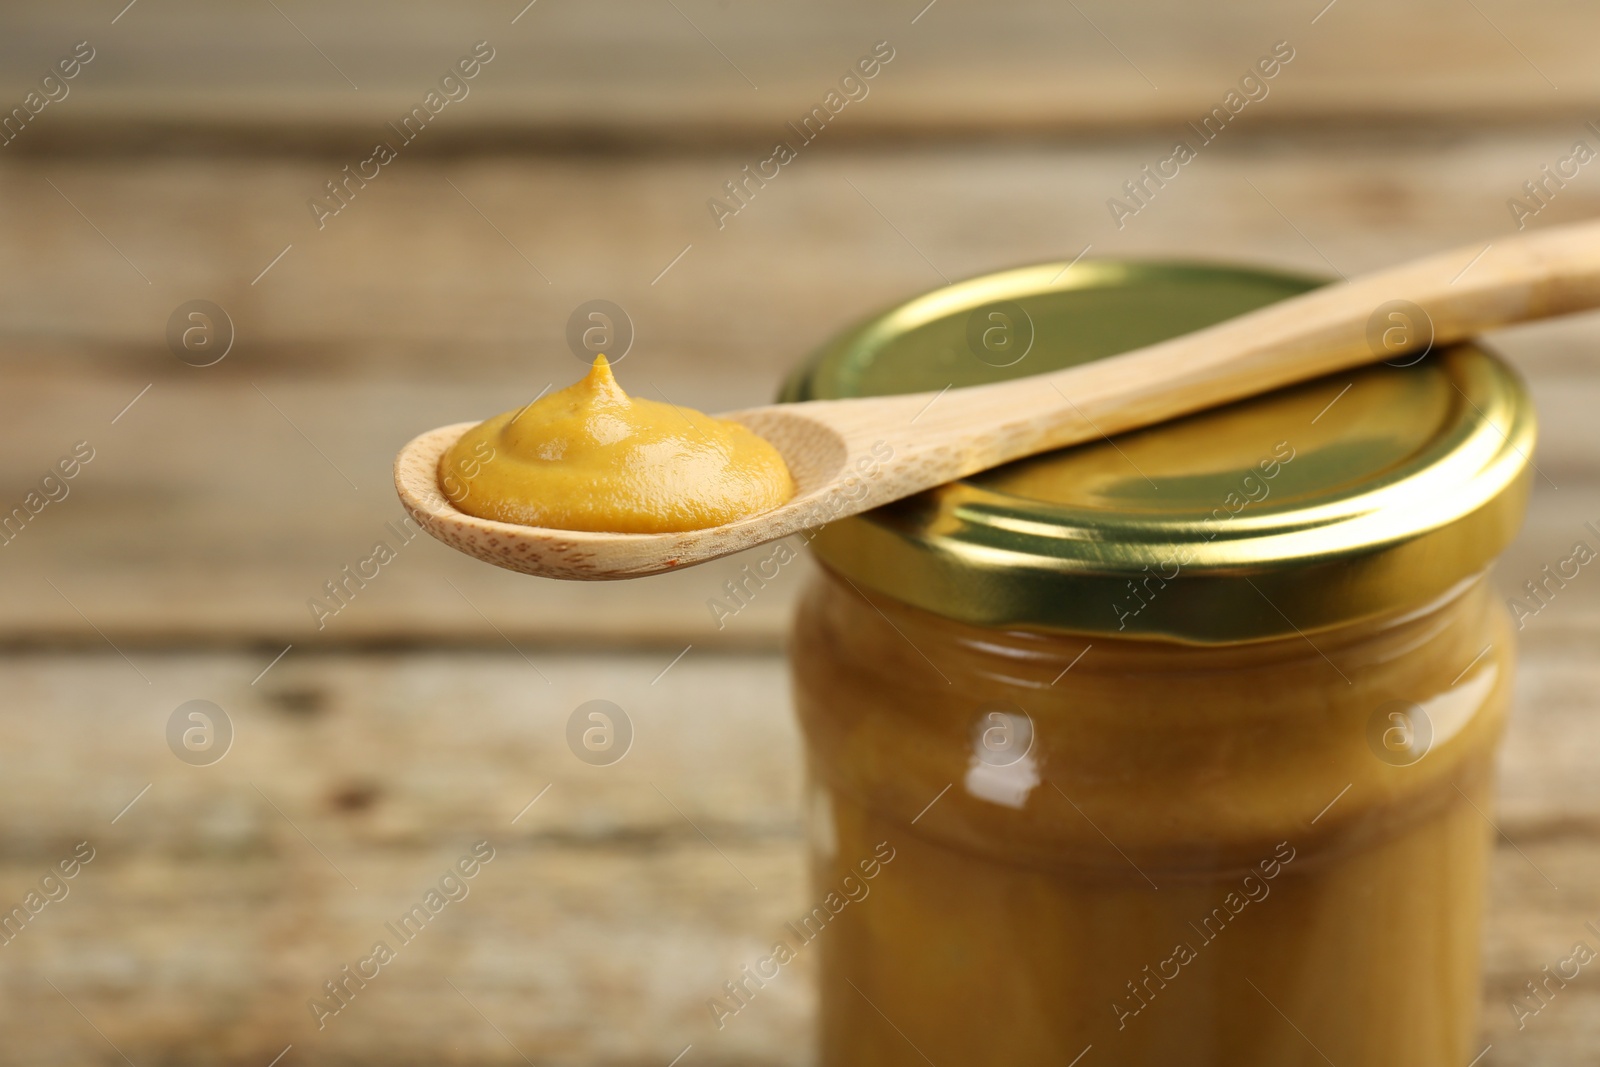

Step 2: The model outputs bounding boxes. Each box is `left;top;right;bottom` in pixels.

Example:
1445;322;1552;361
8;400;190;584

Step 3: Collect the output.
3;1;1600;1063
3;0;1598;143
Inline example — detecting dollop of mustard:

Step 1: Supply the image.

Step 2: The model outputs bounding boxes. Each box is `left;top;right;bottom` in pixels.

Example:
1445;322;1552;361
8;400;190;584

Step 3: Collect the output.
438;356;793;533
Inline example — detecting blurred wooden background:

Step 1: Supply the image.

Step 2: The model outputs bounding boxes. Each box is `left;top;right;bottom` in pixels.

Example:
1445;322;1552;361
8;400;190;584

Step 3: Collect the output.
3;1;1600;1063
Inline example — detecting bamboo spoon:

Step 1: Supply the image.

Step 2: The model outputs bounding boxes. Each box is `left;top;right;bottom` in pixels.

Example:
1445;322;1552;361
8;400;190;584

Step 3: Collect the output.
396;220;1600;580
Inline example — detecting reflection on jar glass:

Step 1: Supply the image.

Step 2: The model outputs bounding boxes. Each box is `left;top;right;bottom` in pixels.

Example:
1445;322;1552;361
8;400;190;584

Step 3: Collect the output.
782;261;1533;1067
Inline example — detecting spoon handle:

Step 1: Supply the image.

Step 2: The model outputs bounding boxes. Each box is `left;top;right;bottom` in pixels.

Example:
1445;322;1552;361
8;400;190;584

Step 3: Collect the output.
885;219;1600;474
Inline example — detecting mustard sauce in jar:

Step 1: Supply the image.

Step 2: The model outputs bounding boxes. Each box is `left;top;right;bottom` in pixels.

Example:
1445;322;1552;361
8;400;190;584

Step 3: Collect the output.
782;261;1533;1066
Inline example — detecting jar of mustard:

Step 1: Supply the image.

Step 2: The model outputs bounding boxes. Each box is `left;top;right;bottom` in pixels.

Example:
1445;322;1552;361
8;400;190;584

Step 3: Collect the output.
782;262;1533;1066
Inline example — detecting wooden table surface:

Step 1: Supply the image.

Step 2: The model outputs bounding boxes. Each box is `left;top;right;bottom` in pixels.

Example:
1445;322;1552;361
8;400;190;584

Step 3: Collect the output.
3;1;1600;1063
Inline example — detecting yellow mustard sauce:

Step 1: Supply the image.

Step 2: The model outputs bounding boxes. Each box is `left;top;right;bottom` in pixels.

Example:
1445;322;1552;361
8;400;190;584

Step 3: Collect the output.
438;355;793;533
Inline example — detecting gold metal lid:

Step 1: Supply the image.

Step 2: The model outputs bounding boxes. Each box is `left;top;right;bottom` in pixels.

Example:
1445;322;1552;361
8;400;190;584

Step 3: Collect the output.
780;261;1535;643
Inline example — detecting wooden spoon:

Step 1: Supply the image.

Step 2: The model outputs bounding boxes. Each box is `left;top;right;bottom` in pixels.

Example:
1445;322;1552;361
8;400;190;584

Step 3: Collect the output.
396;220;1600;580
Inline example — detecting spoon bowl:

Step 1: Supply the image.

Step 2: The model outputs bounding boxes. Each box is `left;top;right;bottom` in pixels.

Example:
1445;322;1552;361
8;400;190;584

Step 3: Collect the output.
397;219;1600;581
395;400;904;580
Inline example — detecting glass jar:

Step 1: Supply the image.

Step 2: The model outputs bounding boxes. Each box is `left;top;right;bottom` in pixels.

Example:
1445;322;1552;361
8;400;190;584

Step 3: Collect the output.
782;262;1534;1066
